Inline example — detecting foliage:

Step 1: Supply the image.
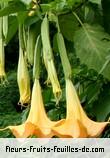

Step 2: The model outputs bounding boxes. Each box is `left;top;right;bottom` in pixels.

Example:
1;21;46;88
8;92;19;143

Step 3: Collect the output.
0;72;21;137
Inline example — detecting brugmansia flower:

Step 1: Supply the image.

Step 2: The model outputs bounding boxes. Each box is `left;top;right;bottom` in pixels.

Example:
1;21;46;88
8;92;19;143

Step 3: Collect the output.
43;49;61;102
52;79;109;138
17;47;31;106
3;2;8;40
41;15;62;102
26;79;64;138
26;25;36;65
1;79;64;138
46;59;61;102
0;17;7;85
0;38;6;82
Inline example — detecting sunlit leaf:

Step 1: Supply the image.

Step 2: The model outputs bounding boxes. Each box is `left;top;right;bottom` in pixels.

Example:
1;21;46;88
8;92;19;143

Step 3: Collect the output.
74;24;110;80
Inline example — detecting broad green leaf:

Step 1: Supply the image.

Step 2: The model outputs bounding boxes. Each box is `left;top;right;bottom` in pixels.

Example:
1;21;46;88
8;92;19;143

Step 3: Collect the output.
82;82;103;105
74;24;110;80
25;15;40;26
17;11;28;24
6;16;18;44
59;14;79;41
93;84;110;121
0;1;26;16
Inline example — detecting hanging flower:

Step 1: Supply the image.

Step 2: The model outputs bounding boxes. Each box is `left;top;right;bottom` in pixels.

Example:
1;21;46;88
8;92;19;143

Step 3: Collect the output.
0;38;6;83
0;17;7;85
1;79;64;138
52;79;109;138
17;47;31;106
41;15;62;103
47;59;61;102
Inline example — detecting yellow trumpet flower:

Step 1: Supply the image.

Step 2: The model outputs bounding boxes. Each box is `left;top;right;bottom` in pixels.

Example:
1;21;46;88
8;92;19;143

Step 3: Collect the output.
26;79;64;138
17;47;31;106
1;79;64;138
52;79;109;138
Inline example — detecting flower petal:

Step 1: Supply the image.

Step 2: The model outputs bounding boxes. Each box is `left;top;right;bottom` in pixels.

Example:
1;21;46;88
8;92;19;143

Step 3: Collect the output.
52;79;109;138
3;79;64;138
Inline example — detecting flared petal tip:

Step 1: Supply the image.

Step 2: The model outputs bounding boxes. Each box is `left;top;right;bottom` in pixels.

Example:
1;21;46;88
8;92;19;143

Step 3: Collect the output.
8;122;40;138
52;119;88;138
88;121;110;138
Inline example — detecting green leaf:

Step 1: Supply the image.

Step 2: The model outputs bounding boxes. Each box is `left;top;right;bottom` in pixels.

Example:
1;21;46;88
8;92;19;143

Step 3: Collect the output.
59;14;79;42
21;107;30;122
0;1;26;16
67;0;82;7
17;11;28;24
25;15;40;26
93;84;110;121
20;0;31;5
0;0;17;2
47;109;60;121
83;82;103;104
74;24;110;80
89;0;101;4
43;88;53;104
6;16;18;44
